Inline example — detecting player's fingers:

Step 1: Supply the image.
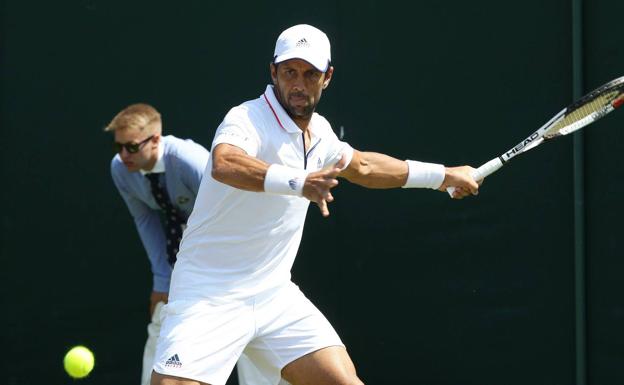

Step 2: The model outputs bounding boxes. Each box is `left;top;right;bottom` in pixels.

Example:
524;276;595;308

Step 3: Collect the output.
466;177;479;194
319;175;339;189
325;191;334;203
454;186;475;199
471;178;483;195
317;199;330;217
325;167;342;178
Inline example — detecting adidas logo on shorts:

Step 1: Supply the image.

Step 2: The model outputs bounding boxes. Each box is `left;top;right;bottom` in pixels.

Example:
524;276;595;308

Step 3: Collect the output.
165;354;182;368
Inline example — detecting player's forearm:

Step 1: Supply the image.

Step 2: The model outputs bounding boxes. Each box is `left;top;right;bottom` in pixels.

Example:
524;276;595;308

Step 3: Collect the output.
211;150;269;192
342;151;408;188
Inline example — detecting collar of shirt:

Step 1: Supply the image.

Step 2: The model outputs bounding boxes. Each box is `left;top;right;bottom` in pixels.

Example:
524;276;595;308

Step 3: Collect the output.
140;139;166;175
263;85;317;136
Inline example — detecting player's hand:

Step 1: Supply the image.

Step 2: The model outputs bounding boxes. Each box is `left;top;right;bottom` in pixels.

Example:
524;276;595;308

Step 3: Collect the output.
439;166;481;199
150;291;169;317
303;155;347;217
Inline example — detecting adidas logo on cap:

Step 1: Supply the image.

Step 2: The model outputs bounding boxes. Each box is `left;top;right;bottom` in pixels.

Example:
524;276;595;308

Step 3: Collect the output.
296;38;310;48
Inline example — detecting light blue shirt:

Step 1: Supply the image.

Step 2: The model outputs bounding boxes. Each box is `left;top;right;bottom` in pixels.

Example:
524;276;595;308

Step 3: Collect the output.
111;135;209;292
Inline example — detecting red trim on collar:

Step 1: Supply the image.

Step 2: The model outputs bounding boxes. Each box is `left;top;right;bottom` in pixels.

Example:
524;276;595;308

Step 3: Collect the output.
263;92;286;131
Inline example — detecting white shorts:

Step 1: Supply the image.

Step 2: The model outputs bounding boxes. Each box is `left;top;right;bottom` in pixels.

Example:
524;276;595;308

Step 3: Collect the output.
153;282;344;385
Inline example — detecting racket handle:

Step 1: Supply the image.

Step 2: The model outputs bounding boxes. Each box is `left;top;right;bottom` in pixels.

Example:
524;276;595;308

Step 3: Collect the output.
446;158;503;197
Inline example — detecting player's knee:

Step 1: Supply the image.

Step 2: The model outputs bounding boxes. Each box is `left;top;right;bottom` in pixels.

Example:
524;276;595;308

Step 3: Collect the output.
331;372;364;385
282;370;363;385
150;371;199;385
340;375;365;385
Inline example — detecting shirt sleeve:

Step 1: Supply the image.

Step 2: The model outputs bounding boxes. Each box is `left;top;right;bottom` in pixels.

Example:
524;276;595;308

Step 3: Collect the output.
212;106;261;156
321;120;354;170
111;162;172;292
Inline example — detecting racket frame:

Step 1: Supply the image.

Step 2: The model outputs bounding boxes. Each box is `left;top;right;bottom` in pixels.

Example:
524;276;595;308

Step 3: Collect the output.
448;76;624;192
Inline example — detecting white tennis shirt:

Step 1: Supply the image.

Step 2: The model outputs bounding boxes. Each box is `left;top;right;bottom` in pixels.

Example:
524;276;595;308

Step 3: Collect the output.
169;85;354;300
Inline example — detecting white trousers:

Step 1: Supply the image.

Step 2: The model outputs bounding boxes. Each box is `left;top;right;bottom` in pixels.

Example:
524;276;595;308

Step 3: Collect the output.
142;301;289;385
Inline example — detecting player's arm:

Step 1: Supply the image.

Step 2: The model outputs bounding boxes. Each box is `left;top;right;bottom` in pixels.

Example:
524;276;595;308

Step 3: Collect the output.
211;143;270;191
212;143;344;216
339;149;479;197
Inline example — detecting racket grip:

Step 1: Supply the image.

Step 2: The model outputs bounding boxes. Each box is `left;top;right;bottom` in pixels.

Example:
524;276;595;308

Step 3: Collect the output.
446;158;503;197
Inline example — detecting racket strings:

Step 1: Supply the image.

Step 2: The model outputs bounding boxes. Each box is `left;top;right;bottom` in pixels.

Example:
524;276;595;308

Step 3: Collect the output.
544;89;623;138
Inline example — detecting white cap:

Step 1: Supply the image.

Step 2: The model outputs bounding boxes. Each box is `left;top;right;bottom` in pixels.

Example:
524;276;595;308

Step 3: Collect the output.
273;24;331;72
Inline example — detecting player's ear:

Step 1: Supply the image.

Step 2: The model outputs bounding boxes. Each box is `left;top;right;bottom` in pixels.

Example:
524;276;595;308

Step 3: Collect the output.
322;66;334;89
270;62;278;84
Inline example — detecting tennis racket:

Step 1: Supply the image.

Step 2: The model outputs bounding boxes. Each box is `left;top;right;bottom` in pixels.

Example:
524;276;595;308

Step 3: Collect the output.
448;76;624;196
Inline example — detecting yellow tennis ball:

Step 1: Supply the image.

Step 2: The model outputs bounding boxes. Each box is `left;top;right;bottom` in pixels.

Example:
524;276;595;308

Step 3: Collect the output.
63;346;94;379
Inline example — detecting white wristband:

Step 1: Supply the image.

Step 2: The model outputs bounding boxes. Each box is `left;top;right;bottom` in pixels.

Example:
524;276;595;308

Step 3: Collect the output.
402;160;445;189
264;164;309;196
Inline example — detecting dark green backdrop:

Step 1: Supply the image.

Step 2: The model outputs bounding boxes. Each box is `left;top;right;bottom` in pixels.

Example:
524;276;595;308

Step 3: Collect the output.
2;1;623;384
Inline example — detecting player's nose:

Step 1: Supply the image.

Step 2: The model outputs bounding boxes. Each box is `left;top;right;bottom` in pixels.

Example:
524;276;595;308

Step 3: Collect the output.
291;75;306;91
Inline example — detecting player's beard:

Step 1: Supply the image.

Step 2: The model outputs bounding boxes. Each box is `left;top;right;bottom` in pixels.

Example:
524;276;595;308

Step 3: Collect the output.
274;84;317;120
286;91;316;119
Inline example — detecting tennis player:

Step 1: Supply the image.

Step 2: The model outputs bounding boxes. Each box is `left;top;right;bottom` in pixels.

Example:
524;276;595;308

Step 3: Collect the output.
106;103;272;385
151;24;479;385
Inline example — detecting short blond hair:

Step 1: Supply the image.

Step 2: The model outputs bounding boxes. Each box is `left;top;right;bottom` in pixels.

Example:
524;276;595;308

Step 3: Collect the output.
105;103;162;133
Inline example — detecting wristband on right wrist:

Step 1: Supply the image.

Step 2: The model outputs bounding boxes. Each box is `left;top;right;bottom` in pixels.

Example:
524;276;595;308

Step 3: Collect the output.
264;164;309;196
402;160;445;189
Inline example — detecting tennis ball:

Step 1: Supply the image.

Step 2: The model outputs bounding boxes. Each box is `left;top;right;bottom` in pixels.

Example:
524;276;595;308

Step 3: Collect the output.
63;345;94;379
